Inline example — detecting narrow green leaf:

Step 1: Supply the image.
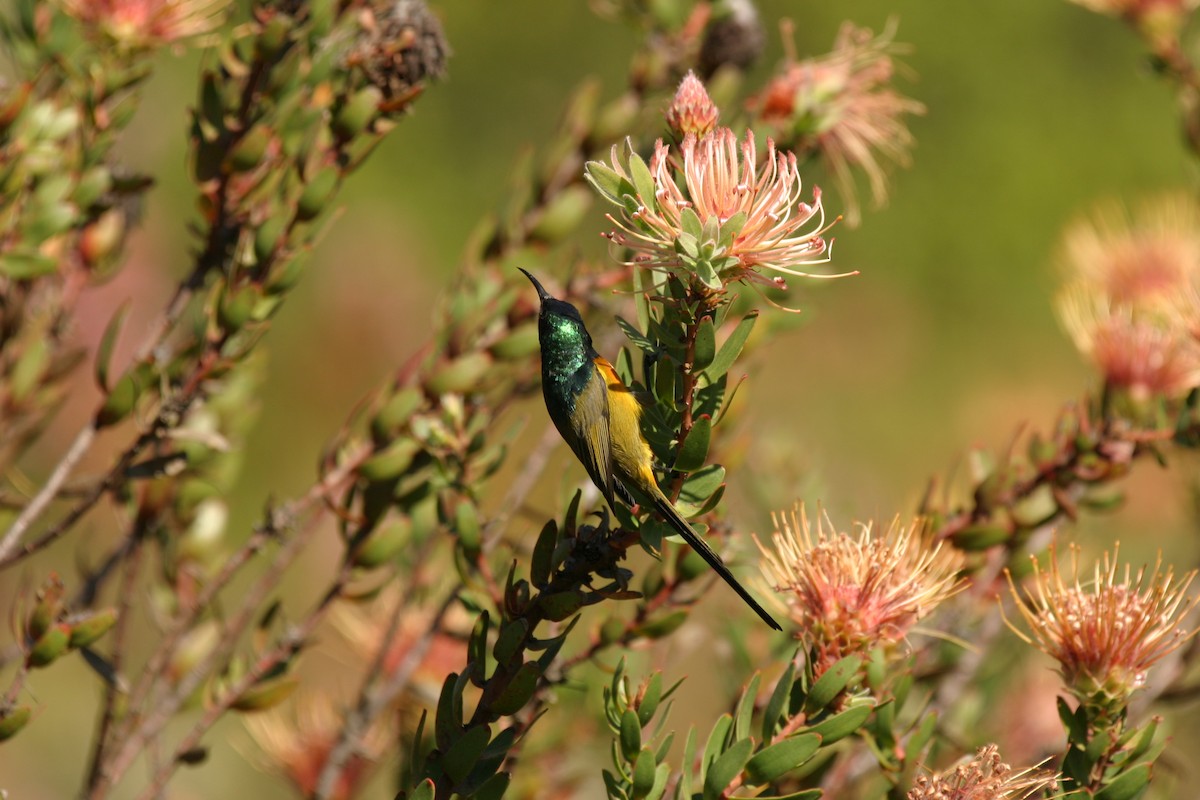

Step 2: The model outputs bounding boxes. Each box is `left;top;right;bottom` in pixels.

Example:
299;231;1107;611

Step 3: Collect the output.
763;659;797;743
628;152;657;210
473;772;510;800
744;734;822;785
617;316;657;354
677;465;725;517
806;703;872;745
703;738;753;800
584;160;632;204
693;258;723;289
633;268;650;333
680;207;703;238
704;311;759;380
620;709;642;762
434;672;461;750
409;778;435;800
672;416;712;472
492;618;529;666
680;726;697;798
693;317;716;371
442;724;490;785
1095;763;1152;800
754;790;823;800
490;662;542;715
700;714;733;784
805;655;862;713
647;762;670;800
531;520;557;588
637;673;663;727
631;749;657;799
95;301;130;391
733;673;761;743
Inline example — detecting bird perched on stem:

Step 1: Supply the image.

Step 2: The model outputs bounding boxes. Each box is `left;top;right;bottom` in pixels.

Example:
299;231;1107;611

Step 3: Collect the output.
519;268;781;631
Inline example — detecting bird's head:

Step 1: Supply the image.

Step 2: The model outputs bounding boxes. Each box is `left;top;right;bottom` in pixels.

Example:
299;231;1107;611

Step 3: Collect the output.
519;268;592;350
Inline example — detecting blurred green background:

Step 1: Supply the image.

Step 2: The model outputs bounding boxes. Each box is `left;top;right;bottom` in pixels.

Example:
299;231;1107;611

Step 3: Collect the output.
8;0;1200;796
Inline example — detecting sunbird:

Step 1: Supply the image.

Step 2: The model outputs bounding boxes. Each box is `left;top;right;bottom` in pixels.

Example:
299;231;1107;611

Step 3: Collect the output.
519;268;781;631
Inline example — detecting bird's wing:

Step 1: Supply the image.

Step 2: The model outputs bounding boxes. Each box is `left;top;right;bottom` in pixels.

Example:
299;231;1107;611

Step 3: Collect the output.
569;359;615;505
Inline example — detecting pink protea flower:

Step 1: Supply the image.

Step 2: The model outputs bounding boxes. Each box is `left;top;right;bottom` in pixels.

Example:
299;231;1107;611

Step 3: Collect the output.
1006;543;1200;715
61;0;230;48
1057;285;1200;403
908;744;1059;800
1058;194;1200;321
754;505;964;673
587;128;838;292
243;692;391;800
666;71;719;138
753;22;924;225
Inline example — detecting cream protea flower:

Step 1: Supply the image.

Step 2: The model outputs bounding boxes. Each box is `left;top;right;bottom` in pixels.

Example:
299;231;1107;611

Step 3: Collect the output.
755;505;965;672
1058;287;1200;402
753;22;924;225
61;0;230;47
1006;543;1200;715
908;744;1059;800
586;127;838;292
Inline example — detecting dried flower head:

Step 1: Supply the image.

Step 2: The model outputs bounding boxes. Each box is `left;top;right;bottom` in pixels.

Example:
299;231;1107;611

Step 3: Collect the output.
243;692;391;800
588;128;838;293
349;0;450;102
61;0;230;48
1006;543;1200;712
697;0;766;77
908;744;1059;800
753;21;924;225
755;505;964;671
666;71;719;138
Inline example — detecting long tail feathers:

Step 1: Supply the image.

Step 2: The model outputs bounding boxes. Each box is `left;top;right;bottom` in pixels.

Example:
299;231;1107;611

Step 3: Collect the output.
648;489;782;631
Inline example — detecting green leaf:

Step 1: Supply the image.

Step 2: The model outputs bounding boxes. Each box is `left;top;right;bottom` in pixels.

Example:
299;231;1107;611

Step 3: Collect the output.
763;659;797;743
584;160;633;205
704;311;758;380
754;790;823;800
701;714;733;784
620;709;642;762
631;749;657;799
1058;696;1089;744
434;672;463;750
474;772;510;800
0;251;58;279
734;673;761;743
680;207;703;238
677;465;725;517
617;316;657;354
409;778;435;800
632;609;688;639
805;655;862;713
637;673;663;727
531;520;557;588
633;268;650;333
1095;763;1152;800
492;619;528;666
628;151;657;210
703;737;753;800
672;416;712;472
693;317;716;372
654;356;677;411
693;258;723;289
680;726;697;798
806;703;872;745
744;734;822;785
94;301;130;391
490;661;542;715
718;211;747;247
443;724;490;785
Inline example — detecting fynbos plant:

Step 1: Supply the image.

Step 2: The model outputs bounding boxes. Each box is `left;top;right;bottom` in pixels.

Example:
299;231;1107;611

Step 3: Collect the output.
2;1;1200;800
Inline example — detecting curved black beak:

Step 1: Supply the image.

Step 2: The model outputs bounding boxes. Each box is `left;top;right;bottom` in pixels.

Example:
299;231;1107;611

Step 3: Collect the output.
518;267;552;303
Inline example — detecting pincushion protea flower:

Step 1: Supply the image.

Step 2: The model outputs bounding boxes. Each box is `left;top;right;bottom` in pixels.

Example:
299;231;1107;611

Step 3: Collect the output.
1006;544;1200;714
755;505;964;673
1055;195;1200;402
753;21;924;225
61;0;230;47
586;128;839;293
908;744;1058;800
